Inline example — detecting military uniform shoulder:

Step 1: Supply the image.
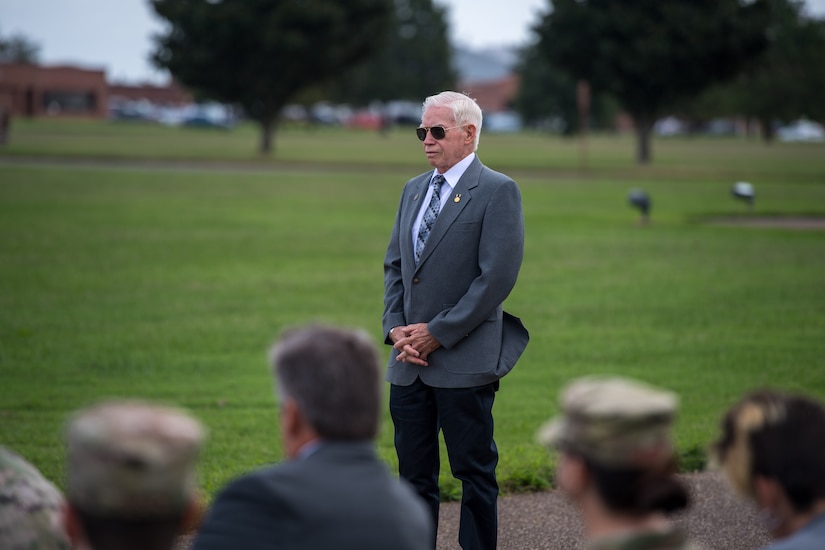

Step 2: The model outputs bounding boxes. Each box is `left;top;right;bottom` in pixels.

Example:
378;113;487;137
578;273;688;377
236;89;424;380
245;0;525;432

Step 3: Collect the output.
0;446;71;550
587;529;702;550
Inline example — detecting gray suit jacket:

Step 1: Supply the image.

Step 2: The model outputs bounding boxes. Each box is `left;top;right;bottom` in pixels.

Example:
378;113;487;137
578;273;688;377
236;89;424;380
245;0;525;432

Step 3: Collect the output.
192;442;433;550
383;156;528;388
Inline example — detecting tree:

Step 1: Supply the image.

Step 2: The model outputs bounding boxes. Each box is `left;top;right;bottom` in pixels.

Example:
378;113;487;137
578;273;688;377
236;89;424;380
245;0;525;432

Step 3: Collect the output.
674;0;825;142
730;0;825;141
534;0;771;163
151;0;394;155
0;29;40;63
328;0;455;107
515;41;616;135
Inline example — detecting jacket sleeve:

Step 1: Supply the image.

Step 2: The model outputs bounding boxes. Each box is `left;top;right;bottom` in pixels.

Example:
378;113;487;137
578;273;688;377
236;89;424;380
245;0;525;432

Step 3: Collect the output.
428;177;524;349
382;189;408;344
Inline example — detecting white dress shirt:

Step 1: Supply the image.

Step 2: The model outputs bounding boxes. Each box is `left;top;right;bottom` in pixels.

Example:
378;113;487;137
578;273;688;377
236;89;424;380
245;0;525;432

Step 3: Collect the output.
411;152;476;251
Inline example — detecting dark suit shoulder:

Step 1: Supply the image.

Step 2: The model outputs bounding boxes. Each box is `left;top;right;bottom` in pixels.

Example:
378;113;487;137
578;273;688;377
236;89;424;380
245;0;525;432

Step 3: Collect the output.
193;467;297;550
196;448;432;550
478;163;516;185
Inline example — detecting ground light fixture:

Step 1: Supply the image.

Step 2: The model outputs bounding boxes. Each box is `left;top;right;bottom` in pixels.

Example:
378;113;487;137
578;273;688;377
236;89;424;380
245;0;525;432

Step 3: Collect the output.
731;181;755;209
627;189;651;224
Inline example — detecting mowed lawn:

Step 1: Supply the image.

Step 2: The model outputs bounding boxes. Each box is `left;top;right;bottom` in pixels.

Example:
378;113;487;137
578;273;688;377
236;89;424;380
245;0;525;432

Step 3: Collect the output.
1;119;824;499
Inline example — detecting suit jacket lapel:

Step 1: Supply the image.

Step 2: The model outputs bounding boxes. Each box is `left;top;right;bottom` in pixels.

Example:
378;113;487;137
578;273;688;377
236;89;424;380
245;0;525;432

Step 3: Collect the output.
403;175;431;265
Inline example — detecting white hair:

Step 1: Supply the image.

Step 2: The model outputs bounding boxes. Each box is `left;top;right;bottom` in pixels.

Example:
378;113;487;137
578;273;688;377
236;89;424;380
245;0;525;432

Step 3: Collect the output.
422;91;483;151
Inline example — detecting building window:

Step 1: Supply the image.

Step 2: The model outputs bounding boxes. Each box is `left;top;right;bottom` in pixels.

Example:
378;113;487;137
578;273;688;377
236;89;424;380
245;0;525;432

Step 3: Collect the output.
42;91;96;114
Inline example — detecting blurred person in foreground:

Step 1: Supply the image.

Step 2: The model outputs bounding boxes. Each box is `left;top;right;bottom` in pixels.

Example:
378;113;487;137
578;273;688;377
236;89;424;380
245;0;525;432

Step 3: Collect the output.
383;90;528;550
193;324;433;550
712;389;825;549
538;376;699;550
0;446;71;550
63;400;206;550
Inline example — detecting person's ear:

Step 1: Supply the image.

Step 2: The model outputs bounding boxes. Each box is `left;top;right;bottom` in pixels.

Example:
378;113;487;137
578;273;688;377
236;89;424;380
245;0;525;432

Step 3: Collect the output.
557;452;588;497
281;397;302;437
753;475;781;508
464;124;476;145
180;493;206;534
280;396;315;459
753;475;794;537
62;502;87;548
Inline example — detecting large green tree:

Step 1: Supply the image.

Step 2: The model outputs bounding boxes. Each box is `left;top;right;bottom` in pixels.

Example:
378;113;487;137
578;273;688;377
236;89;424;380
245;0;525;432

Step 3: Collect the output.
328;0;455;106
730;0;825;141
150;0;394;154
515;42;616;135
0;29;40;63
670;0;825;142
535;0;771;163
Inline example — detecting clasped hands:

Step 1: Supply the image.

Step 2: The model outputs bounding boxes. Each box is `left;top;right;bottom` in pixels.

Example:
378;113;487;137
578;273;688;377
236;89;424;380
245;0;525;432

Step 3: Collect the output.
391;323;441;367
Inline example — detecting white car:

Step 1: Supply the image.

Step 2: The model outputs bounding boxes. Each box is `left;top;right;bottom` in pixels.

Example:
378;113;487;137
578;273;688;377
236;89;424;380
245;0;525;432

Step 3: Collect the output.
777;119;825;142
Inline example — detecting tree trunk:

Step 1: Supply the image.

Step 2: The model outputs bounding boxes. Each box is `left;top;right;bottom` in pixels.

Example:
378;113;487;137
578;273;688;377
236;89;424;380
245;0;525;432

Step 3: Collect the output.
634;114;653;164
759;116;775;144
259;117;278;155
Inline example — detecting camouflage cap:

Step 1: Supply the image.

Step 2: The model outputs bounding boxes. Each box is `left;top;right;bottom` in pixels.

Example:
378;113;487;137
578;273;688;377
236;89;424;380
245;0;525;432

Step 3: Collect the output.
537;376;678;468
0;446;71;550
66;400;205;518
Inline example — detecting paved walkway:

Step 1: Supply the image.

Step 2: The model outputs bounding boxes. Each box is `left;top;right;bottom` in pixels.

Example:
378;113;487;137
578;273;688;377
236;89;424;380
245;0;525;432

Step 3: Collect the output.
435;472;770;550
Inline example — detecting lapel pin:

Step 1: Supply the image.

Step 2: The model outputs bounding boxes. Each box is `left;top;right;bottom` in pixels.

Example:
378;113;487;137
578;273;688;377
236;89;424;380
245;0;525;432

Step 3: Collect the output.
414;194;419;200
454;194;461;203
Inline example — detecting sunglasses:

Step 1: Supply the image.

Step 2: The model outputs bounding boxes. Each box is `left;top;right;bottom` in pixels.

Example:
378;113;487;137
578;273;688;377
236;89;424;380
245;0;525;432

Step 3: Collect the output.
416;125;463;141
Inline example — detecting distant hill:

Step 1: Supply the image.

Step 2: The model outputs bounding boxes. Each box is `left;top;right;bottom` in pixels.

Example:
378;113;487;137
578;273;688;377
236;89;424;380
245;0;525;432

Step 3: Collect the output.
452;44;520;84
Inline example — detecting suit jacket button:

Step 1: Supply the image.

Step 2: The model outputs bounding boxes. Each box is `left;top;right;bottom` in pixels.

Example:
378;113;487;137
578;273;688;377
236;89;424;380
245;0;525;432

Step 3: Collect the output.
413;278;420;284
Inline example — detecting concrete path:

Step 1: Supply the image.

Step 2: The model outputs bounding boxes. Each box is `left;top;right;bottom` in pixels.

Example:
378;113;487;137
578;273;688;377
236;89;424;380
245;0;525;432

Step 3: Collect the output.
436;472;771;550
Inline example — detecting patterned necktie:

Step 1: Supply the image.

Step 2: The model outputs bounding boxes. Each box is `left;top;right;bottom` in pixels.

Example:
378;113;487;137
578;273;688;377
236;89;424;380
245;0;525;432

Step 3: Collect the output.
415;175;445;264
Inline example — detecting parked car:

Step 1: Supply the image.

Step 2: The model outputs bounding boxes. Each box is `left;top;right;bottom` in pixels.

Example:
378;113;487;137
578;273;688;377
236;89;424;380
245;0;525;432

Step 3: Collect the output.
777;119;825;142
654;116;686;137
485;111;522;133
181;103;235;129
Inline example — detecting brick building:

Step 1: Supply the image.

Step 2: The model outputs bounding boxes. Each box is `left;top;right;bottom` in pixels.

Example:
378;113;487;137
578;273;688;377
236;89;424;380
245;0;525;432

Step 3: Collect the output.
460;74;520;114
0;63;108;118
107;81;191;107
0;62;192;120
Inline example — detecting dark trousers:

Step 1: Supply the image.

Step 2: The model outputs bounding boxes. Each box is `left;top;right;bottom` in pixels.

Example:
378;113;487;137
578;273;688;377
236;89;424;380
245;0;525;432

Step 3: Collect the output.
390;378;499;550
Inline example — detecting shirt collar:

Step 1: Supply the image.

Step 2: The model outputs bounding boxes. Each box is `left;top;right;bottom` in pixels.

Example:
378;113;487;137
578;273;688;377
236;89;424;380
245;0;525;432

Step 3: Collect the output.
432;152;475;189
296;439;323;460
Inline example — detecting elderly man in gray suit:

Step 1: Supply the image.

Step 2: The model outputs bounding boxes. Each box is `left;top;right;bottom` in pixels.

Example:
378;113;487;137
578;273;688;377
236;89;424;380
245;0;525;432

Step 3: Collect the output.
193;324;433;550
383;90;529;550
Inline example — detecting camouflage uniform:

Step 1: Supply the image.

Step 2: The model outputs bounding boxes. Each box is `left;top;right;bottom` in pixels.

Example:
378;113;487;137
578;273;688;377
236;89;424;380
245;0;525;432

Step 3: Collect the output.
587;527;700;550
0;446;71;550
538;376;678;468
538;377;702;550
65;400;206;519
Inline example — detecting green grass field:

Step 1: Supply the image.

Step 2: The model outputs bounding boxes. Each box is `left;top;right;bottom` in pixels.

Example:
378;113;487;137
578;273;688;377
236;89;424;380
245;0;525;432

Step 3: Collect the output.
1;119;824;500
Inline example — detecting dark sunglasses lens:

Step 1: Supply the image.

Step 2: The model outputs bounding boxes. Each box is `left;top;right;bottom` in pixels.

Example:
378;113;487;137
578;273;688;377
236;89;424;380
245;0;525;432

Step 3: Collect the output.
416;127;447;141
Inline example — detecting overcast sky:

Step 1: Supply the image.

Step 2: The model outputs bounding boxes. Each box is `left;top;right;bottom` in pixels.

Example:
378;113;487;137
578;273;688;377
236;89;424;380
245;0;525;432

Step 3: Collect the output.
1;0;824;84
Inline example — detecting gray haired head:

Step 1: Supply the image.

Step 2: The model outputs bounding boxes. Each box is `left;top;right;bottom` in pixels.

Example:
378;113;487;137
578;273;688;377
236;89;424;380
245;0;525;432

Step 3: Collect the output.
270;324;382;440
423;91;483;151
